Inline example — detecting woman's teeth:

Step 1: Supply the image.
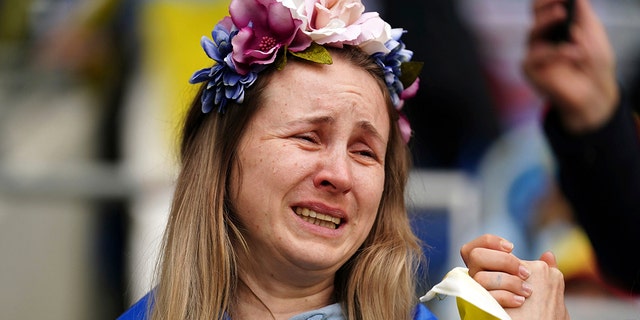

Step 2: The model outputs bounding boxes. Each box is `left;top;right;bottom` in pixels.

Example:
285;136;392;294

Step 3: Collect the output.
295;207;341;229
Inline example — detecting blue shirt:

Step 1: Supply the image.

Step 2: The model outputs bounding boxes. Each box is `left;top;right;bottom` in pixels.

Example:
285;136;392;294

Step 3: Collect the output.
117;292;437;320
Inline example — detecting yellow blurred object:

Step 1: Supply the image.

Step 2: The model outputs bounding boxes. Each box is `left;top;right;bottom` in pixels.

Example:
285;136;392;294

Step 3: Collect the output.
139;0;230;143
0;0;32;40
73;0;124;29
553;226;597;279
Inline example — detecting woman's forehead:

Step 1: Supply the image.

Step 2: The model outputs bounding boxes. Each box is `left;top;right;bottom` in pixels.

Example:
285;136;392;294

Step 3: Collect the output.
263;57;386;109
260;63;387;126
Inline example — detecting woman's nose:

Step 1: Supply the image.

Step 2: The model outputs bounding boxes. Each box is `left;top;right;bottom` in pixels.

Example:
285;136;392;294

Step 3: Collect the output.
312;150;353;194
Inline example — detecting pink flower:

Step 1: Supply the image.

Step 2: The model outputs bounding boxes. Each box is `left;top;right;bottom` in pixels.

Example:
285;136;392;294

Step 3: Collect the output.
400;77;420;101
229;0;312;74
283;0;392;54
312;0;363;28
398;114;412;144
349;12;393;54
396;78;419;142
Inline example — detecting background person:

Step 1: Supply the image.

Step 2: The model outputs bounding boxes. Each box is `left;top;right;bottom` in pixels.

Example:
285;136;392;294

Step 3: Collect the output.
525;0;640;295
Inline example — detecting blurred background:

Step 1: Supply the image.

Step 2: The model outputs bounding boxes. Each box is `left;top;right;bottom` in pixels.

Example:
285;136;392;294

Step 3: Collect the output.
0;0;639;319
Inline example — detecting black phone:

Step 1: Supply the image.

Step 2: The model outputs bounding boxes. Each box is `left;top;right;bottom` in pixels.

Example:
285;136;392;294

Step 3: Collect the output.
546;0;575;43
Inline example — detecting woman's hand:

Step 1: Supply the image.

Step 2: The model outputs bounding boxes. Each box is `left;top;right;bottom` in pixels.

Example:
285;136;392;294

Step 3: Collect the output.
460;234;532;308
504;252;570;320
461;234;570;319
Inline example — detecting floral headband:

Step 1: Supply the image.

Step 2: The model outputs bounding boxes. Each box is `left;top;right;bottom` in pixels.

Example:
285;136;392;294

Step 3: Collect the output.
189;0;423;143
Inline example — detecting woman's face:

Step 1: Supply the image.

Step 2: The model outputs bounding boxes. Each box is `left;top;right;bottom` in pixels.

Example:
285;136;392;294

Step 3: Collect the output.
230;55;389;277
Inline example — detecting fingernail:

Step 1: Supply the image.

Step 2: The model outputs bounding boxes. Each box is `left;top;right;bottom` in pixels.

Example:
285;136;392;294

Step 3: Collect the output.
514;295;525;305
522;282;533;296
500;239;514;251
519;265;531;279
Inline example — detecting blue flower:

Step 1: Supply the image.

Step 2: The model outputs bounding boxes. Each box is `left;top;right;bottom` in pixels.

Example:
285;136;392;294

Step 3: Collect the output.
372;33;414;108
189;17;259;113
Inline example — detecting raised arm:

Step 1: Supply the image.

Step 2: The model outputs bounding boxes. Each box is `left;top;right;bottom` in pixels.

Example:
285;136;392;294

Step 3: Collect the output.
522;0;618;133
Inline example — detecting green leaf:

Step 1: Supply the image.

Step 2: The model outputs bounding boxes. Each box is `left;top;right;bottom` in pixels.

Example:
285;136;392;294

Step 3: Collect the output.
275;49;288;71
289;43;333;65
400;61;424;88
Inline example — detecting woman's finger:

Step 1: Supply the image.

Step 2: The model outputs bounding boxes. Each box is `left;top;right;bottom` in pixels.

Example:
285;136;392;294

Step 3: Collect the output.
460;234;514;264
465;248;528;279
473;271;533;298
488;289;527;308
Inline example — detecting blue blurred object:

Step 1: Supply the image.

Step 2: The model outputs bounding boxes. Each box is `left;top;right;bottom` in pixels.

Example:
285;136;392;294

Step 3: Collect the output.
410;208;449;291
507;164;549;231
477;119;554;260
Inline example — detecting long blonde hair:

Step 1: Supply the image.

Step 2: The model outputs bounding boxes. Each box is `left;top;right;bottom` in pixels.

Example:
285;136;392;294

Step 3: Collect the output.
151;46;424;320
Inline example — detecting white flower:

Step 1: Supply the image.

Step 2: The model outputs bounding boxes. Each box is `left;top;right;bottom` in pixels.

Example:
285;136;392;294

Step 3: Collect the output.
279;0;392;54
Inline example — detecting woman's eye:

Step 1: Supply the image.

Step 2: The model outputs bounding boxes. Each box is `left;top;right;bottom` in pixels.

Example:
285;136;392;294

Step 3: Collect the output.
295;133;319;144
355;149;378;160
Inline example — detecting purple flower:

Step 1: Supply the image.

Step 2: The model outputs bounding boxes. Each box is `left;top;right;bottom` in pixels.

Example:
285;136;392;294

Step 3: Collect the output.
372;32;415;108
190;16;259;113
229;0;312;75
371;31;421;143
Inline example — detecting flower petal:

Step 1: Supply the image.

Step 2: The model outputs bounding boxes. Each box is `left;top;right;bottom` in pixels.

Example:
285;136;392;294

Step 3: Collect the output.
223;70;242;86
190;67;214;84
201;90;216;113
201;37;221;61
398;114;412;143
267;1;298;37
400;77;420;100
226;85;243;100
230;0;268;28
288;29;313;52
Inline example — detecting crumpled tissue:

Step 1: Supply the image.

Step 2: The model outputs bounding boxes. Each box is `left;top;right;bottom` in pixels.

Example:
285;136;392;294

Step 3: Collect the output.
420;267;512;320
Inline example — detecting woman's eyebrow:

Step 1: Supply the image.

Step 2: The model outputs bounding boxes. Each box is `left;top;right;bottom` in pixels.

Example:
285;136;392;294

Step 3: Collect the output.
285;115;335;127
357;120;385;144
